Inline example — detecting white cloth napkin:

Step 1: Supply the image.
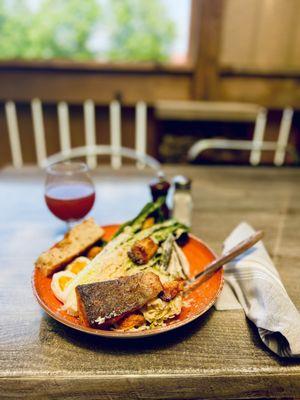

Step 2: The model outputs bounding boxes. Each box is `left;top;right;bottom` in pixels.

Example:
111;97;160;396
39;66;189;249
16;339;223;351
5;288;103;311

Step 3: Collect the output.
215;222;300;358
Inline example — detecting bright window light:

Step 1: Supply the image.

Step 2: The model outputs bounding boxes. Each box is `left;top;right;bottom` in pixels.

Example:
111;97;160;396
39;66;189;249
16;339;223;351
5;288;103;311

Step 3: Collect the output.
0;0;191;64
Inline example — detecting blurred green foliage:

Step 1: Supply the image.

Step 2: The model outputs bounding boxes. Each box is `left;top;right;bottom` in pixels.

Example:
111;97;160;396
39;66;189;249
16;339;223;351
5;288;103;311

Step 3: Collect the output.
107;0;175;62
0;0;101;60
0;0;176;62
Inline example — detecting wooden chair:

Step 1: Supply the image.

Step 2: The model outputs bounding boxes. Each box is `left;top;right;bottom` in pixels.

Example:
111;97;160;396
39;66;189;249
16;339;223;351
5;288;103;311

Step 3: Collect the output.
155;100;294;166
5;99;160;171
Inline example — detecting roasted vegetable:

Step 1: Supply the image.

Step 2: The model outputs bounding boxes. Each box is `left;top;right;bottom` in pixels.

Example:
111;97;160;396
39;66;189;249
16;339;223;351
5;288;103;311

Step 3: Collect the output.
142;217;155;230
117;313;146;331
160;280;184;302
113;197;166;238
128;237;158;265
161;234;174;270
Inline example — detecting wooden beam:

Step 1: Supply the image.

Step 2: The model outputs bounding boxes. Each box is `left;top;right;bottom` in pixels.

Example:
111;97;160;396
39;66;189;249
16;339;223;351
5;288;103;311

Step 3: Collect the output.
0;59;193;74
188;0;202;65
0;70;192;105
192;0;224;100
219;76;300;109
220;65;300;79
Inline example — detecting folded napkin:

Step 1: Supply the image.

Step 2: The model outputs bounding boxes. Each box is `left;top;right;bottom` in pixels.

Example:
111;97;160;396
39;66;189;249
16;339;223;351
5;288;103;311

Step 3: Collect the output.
215;222;300;358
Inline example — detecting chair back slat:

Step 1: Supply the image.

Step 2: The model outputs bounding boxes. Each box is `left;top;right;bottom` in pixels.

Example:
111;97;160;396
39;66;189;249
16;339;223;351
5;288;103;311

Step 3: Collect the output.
31;98;47;167
249;108;267;165
57;102;71;155
5;101;23;168
274;108;294;166
135;101;147;169
83;100;97;169
109;100;122;169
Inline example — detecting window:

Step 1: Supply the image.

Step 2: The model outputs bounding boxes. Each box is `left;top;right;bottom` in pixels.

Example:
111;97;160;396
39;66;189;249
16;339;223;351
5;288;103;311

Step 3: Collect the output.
0;0;191;64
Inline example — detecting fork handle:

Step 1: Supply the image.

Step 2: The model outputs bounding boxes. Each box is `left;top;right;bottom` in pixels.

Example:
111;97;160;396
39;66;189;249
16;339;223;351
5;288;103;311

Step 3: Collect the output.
186;230;264;289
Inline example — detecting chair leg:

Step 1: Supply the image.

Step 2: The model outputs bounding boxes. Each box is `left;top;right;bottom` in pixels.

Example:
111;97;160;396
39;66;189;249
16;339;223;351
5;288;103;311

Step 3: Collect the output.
110;100;122;169
5;101;23;168
58;102;71;156
273;108;294;166
31;98;47;168
84;100;97;169
135;101;147;170
249;108;267;166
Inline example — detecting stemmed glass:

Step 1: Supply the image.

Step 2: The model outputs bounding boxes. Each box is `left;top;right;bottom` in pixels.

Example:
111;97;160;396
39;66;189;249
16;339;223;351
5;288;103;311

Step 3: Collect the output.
45;162;96;229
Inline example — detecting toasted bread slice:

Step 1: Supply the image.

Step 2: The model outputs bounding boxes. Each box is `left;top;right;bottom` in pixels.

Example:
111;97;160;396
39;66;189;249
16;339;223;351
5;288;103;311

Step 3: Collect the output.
35;218;104;277
75;272;163;328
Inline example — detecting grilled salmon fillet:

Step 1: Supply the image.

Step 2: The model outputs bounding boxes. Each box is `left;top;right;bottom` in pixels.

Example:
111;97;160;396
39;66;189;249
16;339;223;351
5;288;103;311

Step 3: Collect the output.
35;218;104;277
76;272;163;328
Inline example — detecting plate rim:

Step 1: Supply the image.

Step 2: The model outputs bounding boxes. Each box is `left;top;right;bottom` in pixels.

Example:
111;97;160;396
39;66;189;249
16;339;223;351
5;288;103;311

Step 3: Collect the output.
32;228;224;339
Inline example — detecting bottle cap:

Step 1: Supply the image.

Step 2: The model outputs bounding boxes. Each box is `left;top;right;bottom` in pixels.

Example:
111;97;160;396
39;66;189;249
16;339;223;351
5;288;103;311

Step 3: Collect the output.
173;175;191;190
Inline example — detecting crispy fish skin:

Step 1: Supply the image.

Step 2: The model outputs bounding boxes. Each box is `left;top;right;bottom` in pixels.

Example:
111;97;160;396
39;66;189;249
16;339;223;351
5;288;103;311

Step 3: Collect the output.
76;271;163;328
128;237;158;265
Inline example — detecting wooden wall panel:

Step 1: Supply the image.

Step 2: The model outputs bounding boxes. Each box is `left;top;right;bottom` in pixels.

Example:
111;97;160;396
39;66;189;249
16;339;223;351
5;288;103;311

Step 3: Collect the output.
254;0;297;69
219;76;300;108
220;0;261;68
290;5;300;68
220;0;300;71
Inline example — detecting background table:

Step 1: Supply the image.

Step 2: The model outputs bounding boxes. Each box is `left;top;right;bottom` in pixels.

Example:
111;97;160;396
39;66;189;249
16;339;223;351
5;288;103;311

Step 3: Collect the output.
0;166;299;399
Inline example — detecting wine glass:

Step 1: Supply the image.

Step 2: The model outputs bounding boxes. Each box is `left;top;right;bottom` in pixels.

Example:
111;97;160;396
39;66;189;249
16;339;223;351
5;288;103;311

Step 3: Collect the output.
45;161;96;229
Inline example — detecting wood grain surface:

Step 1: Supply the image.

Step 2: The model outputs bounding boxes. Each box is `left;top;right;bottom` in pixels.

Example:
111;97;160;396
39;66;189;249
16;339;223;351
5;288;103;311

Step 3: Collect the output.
0;166;299;399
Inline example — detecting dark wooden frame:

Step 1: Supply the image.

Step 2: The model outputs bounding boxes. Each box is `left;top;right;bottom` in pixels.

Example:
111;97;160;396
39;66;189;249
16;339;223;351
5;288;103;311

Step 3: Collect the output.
191;0;223;100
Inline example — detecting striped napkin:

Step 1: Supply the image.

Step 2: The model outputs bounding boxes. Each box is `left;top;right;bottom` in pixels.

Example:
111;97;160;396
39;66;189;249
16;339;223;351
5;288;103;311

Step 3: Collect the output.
215;222;300;358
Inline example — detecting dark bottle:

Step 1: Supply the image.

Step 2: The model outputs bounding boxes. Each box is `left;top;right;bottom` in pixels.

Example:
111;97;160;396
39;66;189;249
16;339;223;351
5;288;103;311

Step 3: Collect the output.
149;172;170;219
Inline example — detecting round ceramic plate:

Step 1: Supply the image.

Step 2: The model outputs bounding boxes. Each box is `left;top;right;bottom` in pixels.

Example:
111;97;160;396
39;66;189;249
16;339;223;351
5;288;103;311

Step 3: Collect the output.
32;225;224;338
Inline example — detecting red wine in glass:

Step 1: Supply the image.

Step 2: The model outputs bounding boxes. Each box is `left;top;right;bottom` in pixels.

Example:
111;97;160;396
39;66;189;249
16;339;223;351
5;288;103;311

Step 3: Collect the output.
45;183;95;221
45;162;95;227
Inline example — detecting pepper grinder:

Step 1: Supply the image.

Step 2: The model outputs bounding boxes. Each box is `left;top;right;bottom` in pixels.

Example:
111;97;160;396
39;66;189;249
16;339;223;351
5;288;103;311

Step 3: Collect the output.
149;172;170;219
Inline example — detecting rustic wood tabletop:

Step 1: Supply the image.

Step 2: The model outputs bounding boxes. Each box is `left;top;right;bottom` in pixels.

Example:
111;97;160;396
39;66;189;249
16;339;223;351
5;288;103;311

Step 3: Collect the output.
0;165;299;400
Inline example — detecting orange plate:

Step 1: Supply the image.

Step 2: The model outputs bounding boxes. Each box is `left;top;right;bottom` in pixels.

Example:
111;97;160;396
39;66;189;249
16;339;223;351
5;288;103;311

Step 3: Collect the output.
32;225;223;338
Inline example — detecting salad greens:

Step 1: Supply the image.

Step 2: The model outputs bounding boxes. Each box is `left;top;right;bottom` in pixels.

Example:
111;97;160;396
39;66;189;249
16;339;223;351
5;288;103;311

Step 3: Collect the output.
63;197;190;326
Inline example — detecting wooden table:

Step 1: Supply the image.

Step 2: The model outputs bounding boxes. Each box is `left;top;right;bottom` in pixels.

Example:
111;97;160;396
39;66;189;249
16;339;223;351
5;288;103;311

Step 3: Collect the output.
0;166;299;400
